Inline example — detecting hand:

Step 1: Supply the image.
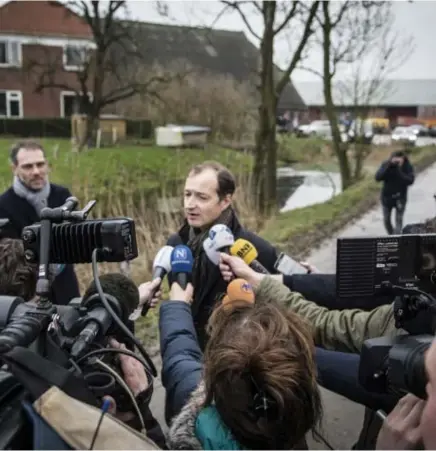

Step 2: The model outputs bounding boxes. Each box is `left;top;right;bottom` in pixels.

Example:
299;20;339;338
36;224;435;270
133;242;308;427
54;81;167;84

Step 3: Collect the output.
300;261;319;274
219;253;264;286
138;278;162;309
376;394;424;450
108;338;149;396
169;282;194;304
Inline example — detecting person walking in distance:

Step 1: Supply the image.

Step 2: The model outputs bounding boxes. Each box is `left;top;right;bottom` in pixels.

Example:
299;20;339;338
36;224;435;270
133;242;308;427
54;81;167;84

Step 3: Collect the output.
375;150;415;235
0;140;80;304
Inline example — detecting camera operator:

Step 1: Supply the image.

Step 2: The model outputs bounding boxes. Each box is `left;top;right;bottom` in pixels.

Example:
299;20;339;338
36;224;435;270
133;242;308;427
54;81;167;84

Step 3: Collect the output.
103;339;167;449
159;279;322;449
374;337;436;450
0;238;38;301
375;150;415;235
0;140;80;304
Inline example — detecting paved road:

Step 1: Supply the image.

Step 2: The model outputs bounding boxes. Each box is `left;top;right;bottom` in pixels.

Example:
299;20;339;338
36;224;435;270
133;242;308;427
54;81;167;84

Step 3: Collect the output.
149;162;436;448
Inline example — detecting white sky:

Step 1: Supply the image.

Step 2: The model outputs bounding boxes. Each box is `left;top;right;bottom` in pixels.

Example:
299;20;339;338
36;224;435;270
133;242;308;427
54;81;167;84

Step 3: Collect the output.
0;0;434;82
124;0;435;82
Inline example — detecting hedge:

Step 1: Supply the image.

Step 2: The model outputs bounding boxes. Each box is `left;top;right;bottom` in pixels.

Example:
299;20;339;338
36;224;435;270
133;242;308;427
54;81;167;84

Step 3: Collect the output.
0;118;153;139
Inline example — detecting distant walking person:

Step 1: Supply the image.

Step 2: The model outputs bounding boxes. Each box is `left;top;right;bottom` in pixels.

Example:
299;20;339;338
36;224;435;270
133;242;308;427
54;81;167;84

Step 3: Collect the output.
0;140;80;304
375;150;415;235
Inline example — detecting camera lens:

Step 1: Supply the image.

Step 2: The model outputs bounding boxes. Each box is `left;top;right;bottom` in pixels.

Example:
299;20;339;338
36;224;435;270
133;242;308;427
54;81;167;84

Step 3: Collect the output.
404;342;429;400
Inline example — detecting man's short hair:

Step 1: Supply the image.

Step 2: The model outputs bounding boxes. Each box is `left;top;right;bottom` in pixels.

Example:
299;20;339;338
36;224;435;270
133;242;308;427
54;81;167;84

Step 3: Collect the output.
189;161;236;199
10;140;45;165
0;238;38;300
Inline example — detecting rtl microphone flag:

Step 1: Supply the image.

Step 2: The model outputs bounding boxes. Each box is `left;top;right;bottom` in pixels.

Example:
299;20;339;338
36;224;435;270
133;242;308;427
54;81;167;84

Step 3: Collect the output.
222;278;255;311
170;245;194;290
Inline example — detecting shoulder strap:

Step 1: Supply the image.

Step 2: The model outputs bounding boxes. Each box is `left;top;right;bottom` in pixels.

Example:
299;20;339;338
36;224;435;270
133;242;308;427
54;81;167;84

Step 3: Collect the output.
1;346;98;406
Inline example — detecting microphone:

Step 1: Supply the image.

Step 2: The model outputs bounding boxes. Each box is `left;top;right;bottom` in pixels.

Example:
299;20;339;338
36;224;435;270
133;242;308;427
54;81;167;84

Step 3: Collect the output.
209;224;235;254
230;238;270;275
222;278;255;311
71;273;139;358
203;237;220;265
129;245;173;320
170;245;194;290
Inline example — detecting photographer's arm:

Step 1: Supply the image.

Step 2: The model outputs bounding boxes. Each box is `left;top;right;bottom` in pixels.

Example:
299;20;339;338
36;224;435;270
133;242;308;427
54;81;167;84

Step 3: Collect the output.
255;276;398;353
375;161;391;182
397;162;415;185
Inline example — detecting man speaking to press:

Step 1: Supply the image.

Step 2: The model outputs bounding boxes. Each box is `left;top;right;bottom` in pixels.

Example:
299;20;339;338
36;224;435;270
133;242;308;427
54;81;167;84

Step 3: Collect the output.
166;161;280;350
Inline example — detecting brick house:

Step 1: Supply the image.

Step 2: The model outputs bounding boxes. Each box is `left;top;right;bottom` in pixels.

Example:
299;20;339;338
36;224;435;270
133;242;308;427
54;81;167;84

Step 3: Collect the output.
0;0;306;120
0;0;94;118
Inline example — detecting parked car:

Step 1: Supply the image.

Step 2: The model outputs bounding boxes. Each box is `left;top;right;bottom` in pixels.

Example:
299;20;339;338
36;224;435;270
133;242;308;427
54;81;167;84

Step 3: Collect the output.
297;120;331;138
391;126;417;144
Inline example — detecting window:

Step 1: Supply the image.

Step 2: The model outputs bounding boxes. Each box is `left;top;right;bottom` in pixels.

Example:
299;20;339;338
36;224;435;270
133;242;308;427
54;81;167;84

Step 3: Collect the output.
60;91;90;118
63;45;87;70
0;91;23;118
0;40;21;66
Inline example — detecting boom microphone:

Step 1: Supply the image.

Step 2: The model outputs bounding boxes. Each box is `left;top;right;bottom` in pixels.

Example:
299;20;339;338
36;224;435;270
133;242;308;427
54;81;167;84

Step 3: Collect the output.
209;224;235;253
223;278;255;311
230;239;270;274
70;273;139;358
170;245;194;290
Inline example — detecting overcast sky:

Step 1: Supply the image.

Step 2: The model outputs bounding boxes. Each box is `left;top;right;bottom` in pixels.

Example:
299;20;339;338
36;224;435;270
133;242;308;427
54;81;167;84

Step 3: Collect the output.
1;0;433;82
123;0;434;82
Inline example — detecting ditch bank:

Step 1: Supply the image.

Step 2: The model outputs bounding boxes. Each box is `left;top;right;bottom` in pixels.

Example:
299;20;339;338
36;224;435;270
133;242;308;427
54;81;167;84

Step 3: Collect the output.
261;146;436;259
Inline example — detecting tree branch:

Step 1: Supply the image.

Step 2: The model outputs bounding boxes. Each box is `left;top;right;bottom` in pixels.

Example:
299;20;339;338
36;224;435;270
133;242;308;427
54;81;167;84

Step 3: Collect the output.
276;0;320;95
221;0;261;40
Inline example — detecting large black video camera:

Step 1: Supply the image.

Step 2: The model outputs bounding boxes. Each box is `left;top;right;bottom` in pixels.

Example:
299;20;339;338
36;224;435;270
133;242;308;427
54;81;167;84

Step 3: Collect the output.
0;197;156;449
336;233;436;401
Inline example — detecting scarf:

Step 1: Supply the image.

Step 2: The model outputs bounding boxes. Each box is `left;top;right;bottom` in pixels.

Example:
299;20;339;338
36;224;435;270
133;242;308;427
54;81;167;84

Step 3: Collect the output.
13;175;51;214
187;207;235;317
13;176;64;279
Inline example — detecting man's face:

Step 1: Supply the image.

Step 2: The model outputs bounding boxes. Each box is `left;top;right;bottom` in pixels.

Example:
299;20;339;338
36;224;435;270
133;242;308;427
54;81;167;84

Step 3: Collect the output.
183;169;231;230
12;148;48;190
421;340;436;448
391;156;405;166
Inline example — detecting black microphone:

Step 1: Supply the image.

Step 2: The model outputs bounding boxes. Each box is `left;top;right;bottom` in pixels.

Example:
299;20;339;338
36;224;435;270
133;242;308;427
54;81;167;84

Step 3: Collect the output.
70;273;139;358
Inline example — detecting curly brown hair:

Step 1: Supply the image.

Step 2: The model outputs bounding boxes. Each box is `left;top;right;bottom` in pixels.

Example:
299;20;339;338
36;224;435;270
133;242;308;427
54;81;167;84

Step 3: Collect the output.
0;238;37;300
203;298;322;449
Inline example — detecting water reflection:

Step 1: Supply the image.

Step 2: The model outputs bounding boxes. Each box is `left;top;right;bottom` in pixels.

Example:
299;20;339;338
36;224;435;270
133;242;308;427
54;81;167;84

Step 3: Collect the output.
278;168;342;213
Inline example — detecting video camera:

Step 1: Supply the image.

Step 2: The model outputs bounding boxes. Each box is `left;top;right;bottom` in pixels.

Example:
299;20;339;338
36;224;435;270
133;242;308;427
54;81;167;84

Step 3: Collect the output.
336;233;436;401
0;197;156;449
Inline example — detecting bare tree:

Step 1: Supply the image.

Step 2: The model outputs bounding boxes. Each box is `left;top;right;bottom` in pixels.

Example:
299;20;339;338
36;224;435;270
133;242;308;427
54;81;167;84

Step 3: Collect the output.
25;1;169;149
306;1;413;189
218;1;319;215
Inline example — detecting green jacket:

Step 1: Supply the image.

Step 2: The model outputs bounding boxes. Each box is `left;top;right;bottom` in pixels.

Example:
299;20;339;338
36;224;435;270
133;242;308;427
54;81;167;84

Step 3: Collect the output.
255;277;402;353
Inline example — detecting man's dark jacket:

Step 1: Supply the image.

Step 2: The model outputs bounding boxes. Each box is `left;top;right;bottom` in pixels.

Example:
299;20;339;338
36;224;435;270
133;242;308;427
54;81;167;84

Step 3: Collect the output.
0;184;80;304
167;215;279;350
375;156;415;205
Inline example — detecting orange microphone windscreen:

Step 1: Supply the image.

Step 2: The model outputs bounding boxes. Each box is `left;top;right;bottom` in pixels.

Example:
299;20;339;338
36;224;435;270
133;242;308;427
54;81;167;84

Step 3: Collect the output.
223;278;255;310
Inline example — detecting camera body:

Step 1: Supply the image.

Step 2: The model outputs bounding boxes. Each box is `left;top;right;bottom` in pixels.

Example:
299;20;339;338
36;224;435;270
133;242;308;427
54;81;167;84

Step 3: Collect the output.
337;233;436;400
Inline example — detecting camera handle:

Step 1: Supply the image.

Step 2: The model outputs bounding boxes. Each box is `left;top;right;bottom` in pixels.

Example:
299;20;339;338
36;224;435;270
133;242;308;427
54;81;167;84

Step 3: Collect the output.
382;282;436;330
35;197;97;307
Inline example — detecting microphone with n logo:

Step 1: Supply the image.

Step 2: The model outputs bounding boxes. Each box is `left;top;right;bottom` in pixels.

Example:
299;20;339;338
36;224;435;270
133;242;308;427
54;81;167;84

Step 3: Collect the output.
170;245;194;290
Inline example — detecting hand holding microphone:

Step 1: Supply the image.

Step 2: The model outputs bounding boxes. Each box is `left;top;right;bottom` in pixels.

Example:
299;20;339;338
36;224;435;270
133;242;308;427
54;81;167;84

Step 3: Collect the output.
129;245;173;321
230;238;270;274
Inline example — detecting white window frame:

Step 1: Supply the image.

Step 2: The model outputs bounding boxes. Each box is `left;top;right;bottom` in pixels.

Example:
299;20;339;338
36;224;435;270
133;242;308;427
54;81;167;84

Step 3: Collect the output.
63;44;88;71
0;90;23;118
60;91;93;118
0;39;22;67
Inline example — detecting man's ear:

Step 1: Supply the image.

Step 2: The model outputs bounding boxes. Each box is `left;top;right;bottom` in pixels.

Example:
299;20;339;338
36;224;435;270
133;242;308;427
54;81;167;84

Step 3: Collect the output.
221;194;232;210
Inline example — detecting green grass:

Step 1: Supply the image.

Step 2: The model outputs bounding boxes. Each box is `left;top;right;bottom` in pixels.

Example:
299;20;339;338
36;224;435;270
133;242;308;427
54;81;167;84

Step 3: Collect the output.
261;145;436;256
0;138;253;197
